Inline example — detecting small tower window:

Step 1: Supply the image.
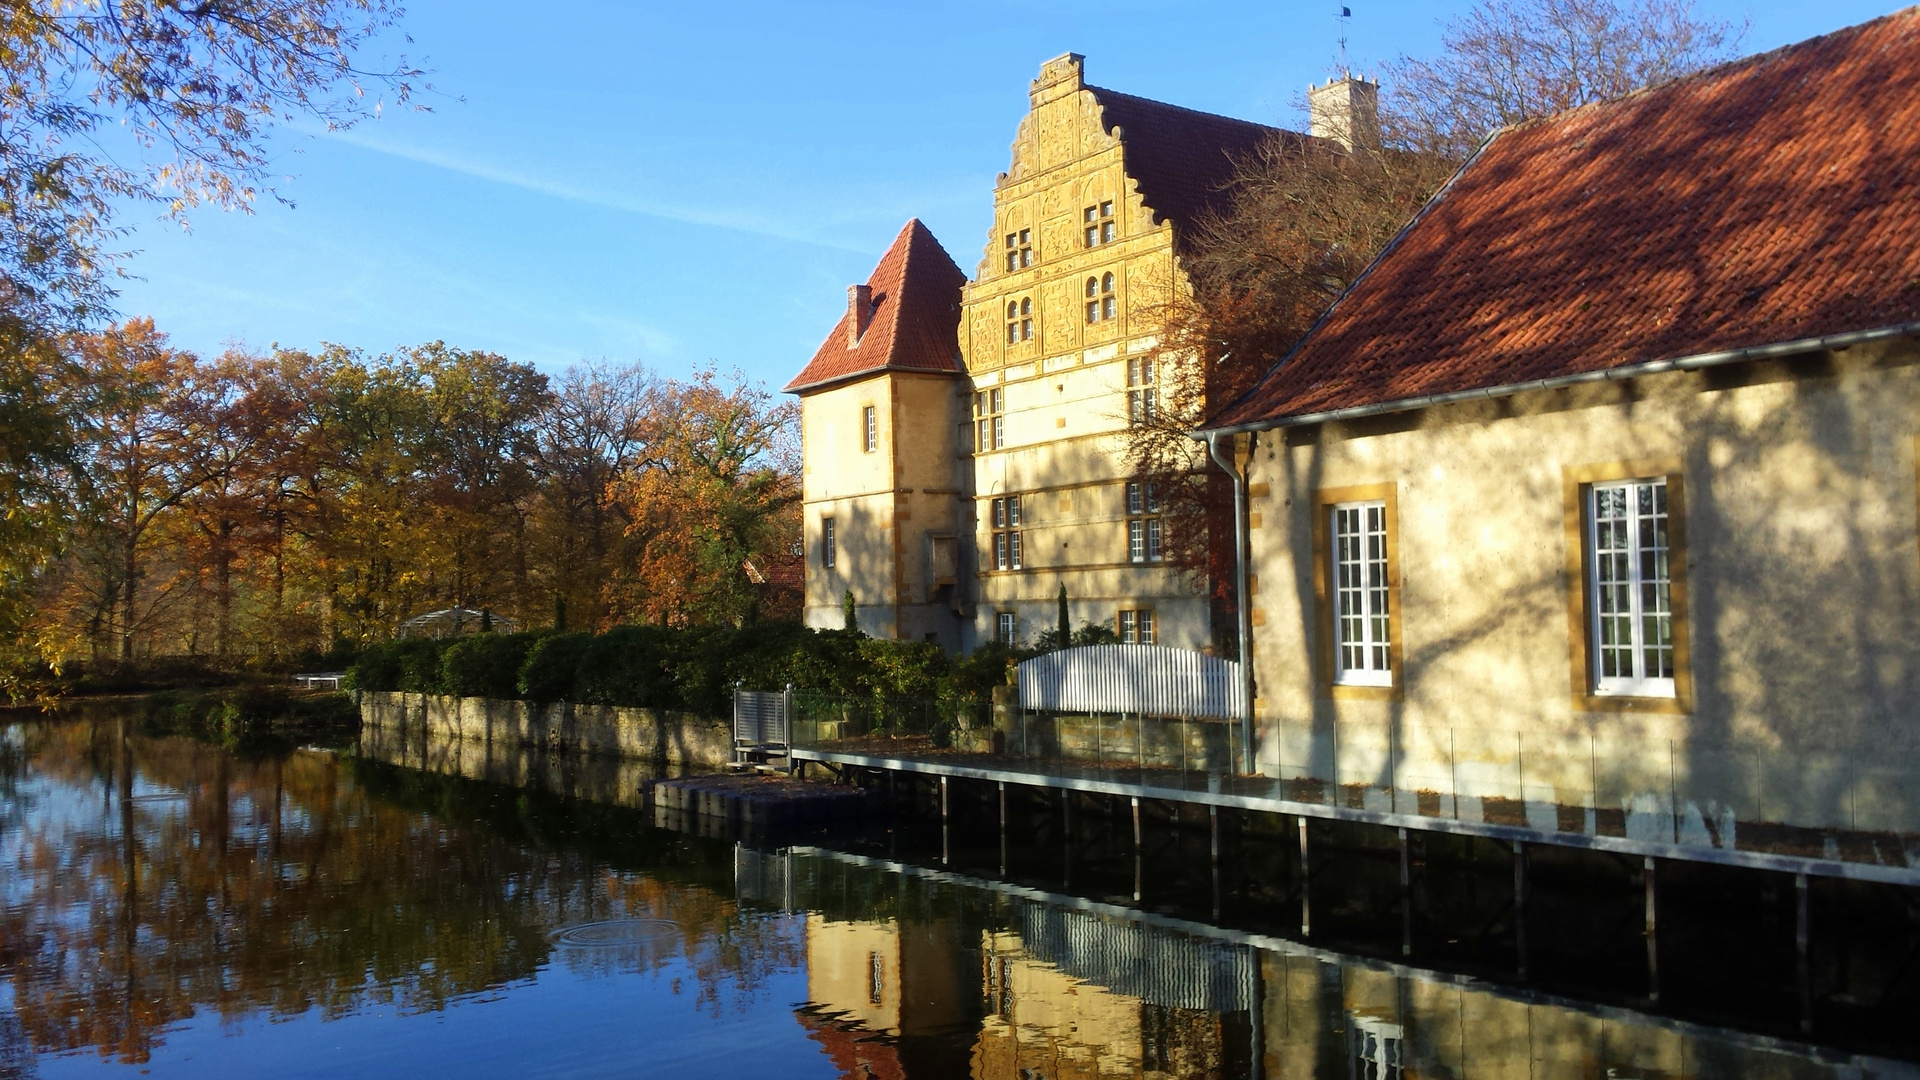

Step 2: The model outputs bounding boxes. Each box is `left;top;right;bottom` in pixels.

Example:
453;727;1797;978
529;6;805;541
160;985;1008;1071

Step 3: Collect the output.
1085;273;1116;323
1005;297;1033;344
1083;201;1116;246
1003;228;1033;272
861;405;877;453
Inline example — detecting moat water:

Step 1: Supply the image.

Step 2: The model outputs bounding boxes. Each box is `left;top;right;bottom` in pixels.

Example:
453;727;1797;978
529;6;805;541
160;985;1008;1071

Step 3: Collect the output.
1;717;1914;1078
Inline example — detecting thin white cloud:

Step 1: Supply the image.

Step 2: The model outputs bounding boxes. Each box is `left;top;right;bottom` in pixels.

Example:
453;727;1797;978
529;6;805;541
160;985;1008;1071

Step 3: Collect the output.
324;128;878;253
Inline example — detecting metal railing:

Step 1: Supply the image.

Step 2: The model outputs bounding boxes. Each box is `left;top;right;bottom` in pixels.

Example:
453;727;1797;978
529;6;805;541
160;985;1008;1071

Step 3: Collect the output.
732;688;793;764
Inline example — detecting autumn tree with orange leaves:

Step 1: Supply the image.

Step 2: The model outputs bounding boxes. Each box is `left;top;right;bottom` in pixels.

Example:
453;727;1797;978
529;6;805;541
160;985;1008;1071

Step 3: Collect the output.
606;368;800;629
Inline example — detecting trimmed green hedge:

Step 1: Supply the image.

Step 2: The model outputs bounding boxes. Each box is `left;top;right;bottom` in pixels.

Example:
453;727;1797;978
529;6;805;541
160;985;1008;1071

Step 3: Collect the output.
348;622;1028;714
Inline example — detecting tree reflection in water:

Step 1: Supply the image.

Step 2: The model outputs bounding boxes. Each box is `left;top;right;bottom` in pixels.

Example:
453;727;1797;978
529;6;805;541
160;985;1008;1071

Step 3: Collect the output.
3;718;1914;1078
0;721;800;1065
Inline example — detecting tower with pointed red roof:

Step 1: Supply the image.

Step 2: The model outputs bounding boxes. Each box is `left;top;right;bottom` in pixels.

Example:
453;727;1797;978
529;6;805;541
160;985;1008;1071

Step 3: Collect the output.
785;219;969;641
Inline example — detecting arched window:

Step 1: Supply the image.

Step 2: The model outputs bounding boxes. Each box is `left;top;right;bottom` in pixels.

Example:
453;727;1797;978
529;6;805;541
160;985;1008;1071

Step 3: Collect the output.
1086;273;1116;323
1006;297;1033;343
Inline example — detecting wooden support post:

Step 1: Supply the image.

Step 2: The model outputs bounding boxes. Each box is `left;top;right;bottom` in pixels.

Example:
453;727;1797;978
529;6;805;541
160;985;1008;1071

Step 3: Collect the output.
999;782;1008;877
1298;816;1312;938
1062;788;1072;891
1513;840;1528;980
1796;872;1812;1034
1644;856;1659;1002
1210;805;1220;866
1131;797;1142;851
1400;828;1413;957
941;776;950;867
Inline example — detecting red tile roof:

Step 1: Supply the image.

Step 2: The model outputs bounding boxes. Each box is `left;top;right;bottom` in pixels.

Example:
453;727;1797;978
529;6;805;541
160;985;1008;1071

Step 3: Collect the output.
784;220;966;395
794;1009;906;1080
1212;9;1920;430
1089;88;1296;249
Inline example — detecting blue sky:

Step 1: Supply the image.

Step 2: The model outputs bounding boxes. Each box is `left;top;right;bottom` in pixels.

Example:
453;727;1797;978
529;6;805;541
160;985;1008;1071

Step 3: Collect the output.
111;0;1902;391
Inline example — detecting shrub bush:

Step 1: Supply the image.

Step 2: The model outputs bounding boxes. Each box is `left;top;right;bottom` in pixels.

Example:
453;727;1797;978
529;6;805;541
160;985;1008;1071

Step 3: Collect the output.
351;620;1023;715
517;632;592;703
574;625;675;707
348;638;448;694
441;632;542;700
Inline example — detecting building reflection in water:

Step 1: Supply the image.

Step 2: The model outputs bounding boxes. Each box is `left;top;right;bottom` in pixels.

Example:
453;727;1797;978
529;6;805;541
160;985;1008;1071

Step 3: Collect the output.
780;847;1907;1080
3;718;1911;1078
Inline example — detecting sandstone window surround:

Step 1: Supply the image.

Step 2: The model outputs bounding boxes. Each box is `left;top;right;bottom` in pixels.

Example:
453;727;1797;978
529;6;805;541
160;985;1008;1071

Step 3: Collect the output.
861;404;877;453
1127;356;1156;424
1003;228;1033;272
1085;272;1116;323
1331;500;1393;687
1311;483;1402;702
1563;460;1691;713
1006;297;1034;344
974;388;1006;451
1118;607;1156;644
821;517;837;569
1126;480;1163;563
1083;200;1116;247
991;495;1023;571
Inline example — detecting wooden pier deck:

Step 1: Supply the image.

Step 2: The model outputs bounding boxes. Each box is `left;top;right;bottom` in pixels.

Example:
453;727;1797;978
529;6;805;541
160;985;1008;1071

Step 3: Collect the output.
790;743;1920;886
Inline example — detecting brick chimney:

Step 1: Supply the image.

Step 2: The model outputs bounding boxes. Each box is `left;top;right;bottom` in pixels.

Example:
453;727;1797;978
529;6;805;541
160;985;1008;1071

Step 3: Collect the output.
1309;74;1381;153
846;284;872;347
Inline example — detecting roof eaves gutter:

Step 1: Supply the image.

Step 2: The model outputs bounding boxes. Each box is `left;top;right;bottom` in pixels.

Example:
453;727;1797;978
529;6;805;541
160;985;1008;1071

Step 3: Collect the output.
1191;319;1920;441
782;362;961;397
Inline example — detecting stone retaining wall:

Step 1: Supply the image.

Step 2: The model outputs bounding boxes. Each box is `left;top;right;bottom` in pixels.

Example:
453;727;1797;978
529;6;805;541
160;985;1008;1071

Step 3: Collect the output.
359;691;733;770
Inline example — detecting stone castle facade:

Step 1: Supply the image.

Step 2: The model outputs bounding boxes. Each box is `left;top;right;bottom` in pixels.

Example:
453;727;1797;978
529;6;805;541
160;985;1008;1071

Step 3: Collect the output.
787;54;1374;652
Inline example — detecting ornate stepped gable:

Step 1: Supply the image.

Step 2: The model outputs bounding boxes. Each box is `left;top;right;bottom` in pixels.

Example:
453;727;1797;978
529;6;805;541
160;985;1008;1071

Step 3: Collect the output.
784;219;966;394
1213;7;1920;429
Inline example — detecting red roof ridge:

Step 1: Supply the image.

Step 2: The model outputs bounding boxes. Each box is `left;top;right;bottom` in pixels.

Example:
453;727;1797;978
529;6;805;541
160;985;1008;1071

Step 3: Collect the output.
784;219;965;395
1085;85;1288;137
1207;6;1920;431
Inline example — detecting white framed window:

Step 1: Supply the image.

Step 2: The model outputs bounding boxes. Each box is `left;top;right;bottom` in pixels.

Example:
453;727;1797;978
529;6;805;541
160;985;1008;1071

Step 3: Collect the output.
997;611;1018;645
1588;478;1674;696
861;405;877;453
990;496;1022;570
1003;228;1033;273
1083;201;1115;246
1084;272;1115;323
1125;480;1163;563
1332;502;1392;686
822;518;836;569
1127;357;1156;425
1005;297;1033;344
1118;608;1155;644
974;388;1005;451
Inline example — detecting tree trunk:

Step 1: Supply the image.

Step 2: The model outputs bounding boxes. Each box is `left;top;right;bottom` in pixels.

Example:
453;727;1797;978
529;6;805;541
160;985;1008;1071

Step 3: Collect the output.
215;517;234;656
120;536;138;661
